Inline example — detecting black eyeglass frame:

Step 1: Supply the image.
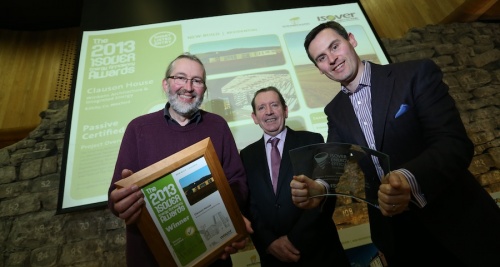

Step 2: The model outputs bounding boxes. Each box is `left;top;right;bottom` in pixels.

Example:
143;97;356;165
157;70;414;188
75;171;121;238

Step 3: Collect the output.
167;76;205;88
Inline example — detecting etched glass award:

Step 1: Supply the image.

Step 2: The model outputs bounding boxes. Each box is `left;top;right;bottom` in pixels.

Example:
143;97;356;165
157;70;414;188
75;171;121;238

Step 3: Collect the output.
289;142;391;209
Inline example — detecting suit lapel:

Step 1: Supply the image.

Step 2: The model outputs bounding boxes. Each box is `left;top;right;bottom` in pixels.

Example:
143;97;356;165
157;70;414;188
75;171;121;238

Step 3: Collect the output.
370;63;394;150
255;136;275;194
337;93;368;147
276;127;295;195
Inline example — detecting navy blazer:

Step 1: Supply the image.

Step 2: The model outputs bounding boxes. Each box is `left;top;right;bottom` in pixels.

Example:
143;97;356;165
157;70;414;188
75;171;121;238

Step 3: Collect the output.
325;59;500;266
240;127;349;267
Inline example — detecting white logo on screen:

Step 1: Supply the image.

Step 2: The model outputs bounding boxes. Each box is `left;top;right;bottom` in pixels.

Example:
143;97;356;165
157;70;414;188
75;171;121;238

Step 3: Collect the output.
149;31;177;48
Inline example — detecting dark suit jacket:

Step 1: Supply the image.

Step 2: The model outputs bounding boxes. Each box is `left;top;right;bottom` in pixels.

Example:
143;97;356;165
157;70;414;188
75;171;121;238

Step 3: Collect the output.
240;127;350;267
325;59;500;266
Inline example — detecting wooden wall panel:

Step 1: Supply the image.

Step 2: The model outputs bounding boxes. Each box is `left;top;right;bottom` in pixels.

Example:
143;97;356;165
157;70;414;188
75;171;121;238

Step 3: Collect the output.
0;28;78;148
359;0;466;39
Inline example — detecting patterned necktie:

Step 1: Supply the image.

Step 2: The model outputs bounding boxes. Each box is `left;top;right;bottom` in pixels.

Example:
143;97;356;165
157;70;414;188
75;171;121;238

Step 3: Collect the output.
268;138;281;194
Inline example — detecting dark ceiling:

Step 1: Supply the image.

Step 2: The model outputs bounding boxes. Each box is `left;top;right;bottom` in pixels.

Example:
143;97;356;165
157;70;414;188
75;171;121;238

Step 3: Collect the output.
0;0;84;30
2;0;500;32
0;0;351;31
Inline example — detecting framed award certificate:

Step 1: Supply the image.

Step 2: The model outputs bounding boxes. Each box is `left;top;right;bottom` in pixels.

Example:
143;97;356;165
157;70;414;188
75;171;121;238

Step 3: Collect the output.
115;137;246;267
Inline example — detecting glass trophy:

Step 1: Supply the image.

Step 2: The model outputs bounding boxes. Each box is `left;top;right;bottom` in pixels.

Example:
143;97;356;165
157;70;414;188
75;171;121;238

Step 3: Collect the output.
289;142;391;226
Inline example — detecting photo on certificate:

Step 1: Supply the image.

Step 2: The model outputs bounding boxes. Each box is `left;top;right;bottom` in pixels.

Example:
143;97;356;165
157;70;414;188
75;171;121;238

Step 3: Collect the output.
114;138;246;267
289;142;391;209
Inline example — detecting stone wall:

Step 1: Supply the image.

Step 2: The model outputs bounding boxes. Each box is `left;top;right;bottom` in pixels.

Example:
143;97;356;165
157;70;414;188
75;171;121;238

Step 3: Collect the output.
1;22;499;266
382;22;500;196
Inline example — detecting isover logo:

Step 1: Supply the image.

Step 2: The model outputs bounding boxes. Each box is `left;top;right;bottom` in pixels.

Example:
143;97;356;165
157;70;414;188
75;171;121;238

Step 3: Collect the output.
317;13;356;21
149;31;176;48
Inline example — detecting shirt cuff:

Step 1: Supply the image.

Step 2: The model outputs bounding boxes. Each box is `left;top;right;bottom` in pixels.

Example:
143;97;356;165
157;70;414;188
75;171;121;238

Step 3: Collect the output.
394;169;427;208
315;179;330;194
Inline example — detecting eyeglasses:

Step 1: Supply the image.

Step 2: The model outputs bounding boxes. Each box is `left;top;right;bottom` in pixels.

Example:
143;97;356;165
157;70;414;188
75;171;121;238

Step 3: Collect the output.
167;76;205;88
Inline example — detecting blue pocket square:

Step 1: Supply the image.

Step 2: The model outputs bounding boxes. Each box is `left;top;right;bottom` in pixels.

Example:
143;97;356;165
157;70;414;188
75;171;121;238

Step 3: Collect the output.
395;104;409;118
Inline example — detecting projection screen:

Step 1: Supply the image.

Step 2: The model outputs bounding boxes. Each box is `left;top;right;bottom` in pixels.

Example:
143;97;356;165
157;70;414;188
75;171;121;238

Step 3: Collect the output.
58;2;389;221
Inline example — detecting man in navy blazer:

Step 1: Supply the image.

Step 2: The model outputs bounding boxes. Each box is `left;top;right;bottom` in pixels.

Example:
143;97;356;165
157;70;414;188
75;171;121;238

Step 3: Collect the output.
291;21;500;266
240;87;350;267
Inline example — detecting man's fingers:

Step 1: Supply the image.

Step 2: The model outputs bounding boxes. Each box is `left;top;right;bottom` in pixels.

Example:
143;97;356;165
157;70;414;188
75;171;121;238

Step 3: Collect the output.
124;206;143;225
111;184;140;203
242;215;253;234
119;196;144;220
290;175;307;189
121;169;134;179
112;185;143;214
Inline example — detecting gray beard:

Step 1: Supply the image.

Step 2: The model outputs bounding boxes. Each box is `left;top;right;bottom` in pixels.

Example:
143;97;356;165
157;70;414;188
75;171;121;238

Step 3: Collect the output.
168;89;204;117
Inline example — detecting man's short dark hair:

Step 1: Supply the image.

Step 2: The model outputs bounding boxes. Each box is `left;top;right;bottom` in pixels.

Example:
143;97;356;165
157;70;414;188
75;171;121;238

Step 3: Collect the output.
304;21;349;64
164;52;206;82
251;86;287;114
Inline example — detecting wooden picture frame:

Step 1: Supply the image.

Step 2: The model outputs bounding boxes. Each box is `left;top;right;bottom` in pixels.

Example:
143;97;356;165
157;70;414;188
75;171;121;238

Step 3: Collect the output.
115;137;246;267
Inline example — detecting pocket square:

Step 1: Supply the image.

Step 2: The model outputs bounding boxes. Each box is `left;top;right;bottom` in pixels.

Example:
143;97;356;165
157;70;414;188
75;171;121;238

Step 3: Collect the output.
395;104;409;118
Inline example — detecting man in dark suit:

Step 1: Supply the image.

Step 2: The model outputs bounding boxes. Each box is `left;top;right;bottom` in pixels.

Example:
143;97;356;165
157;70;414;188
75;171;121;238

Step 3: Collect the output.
291;21;500;266
240;86;350;267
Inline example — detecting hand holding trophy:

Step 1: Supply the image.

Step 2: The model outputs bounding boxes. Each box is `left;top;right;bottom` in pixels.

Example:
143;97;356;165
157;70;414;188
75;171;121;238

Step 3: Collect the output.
290;142;391;228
